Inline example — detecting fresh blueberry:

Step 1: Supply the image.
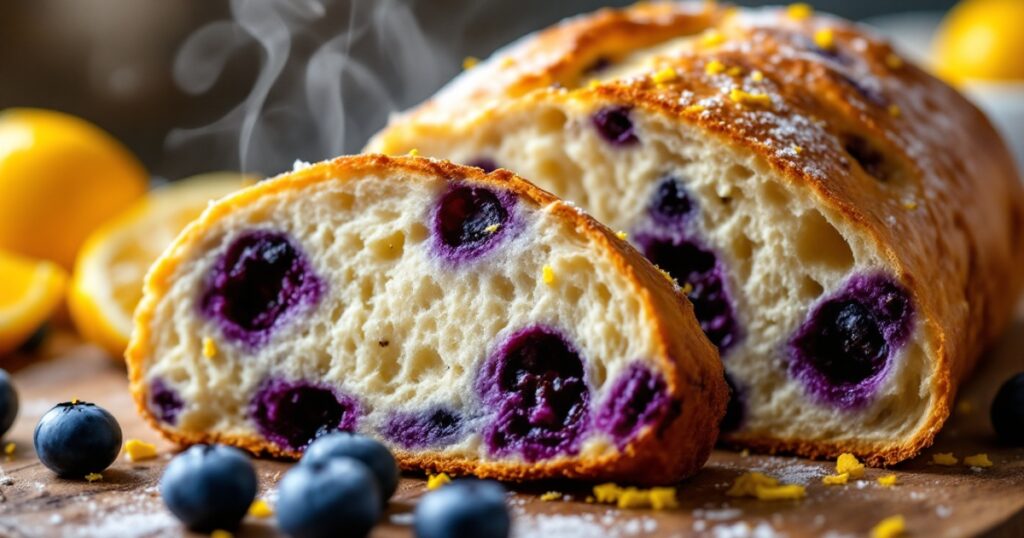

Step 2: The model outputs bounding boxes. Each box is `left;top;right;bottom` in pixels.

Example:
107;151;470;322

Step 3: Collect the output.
277;457;381;538
33;401;122;477
302;432;400;502
434;185;510;256
414;479;511;538
649;175;693;224
160;444;258;532
0;369;18;438
591;106;638;146
991;372;1024;445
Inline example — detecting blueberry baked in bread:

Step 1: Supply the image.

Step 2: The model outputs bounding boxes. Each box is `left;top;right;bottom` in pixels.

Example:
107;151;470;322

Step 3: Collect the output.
126;155;727;484
369;3;1024;464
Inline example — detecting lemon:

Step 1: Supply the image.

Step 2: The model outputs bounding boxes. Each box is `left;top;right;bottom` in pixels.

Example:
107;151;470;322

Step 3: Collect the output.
0;249;68;355
69;173;256;358
0;108;148;269
933;0;1024;82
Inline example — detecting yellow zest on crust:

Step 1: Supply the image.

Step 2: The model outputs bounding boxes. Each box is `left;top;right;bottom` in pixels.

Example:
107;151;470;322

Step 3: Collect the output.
248;499;274;518
591;483;677;509
792;145;804;154
888;104;902;118
705;60;726;75
822;473;849;485
684;104;707;114
202;337;217;359
124;439;158;462
587;79;602;89
407;148;420;157
500;57;516;69
727;66;743;77
680;282;694;295
539;491;563;502
871;515;906;538
652;67;678;85
462;56;479;70
814;28;835;51
964;453;993;468
700;29;725;47
786;3;813;21
885;53;904;69
751;70;765;82
615;231;628;240
836;453;866;478
877;474;898;487
85;472;103;483
902;199;918;210
427;472;451;489
932;453;958;466
542;265;555;285
729;88;772;108
483;223;500;234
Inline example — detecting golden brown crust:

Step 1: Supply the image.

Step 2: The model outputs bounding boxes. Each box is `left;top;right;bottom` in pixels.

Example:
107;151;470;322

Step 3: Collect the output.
370;3;1024;466
125;154;727;485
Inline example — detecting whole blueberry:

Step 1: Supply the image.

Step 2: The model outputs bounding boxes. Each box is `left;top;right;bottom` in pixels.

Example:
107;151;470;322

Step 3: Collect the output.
160;444;258;532
0;369;18;438
277;457;381;538
414;479;511;538
33;401;121;477
302;432;399;502
991;372;1024;445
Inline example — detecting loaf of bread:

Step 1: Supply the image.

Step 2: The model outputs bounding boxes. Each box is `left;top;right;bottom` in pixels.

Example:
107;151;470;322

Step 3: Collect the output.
368;3;1024;464
126;155;727;484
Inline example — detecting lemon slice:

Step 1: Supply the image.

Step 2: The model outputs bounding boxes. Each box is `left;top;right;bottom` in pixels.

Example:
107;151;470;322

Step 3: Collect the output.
0;249;68;355
933;0;1024;82
69;173;256;358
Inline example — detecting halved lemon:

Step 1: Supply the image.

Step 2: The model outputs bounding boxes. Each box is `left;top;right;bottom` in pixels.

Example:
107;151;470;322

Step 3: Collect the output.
69;173;256;358
0;249;68;355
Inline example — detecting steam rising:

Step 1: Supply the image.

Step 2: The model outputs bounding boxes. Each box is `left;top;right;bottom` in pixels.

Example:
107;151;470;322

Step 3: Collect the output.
166;0;463;176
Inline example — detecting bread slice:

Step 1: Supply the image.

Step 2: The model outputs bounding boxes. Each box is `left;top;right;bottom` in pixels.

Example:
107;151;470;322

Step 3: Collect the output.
368;4;1024;464
126;155;726;484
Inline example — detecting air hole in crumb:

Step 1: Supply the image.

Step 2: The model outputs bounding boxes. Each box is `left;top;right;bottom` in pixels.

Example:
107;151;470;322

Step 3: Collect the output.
491;275;516;303
731;232;755;262
725;164;754;182
795;211;854;270
368;230;406;261
538;107;569;132
329;191;355;212
761;181;790;208
799;275;825;299
408;222;429;243
413;278;443;307
407;347;444;382
565;285;584;304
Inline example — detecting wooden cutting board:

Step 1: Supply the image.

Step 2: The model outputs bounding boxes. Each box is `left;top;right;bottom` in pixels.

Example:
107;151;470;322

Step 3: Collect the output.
0;323;1022;538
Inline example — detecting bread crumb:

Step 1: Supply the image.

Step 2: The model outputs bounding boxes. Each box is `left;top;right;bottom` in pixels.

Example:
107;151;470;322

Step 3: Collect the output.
427;473;451;490
701;29;725;47
871;515;906;538
85;472;103;483
885;53;903;69
822;473;849;485
202;337;217;359
652;67;678;85
964;454;993;468
124;439;158;462
248;499;274;518
836;453;866;478
462;56;479;70
932;453;958;466
751;70;765;82
540;491;563;502
786;3;813;21
729;88;772;108
542;265;555;285
877;474;898;487
705;59;726;75
814;28;835;51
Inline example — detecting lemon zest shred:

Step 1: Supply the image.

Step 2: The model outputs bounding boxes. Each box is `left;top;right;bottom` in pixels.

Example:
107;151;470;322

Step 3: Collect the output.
822;473;849;485
427;473;451;490
964;453;993;468
786;3;813;21
877;474;898;487
705;59;726;75
85;472;103;483
932;453;958;466
124;439;158;462
836;453;866;478
814;28;836;51
462;56;479;70
729;88;772;108
542;265;555;285
871;515;906;538
202;337;217;359
248;499;274;518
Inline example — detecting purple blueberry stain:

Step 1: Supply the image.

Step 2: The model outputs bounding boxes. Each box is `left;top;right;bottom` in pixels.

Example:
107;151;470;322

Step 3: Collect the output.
649;175;694;225
591;106;639;146
200;230;324;347
594;362;677;447
381;407;464;450
466;158;499;173
148;378;184;425
249;378;359;452
637;234;740;354
477;326;590;461
788;273;914;408
431;183;516;262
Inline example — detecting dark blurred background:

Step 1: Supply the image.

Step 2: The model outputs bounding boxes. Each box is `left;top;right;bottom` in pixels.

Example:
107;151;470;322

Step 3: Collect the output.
0;0;957;179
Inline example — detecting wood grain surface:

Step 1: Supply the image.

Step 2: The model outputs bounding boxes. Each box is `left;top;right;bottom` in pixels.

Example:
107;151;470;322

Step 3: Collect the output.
0;321;1022;538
